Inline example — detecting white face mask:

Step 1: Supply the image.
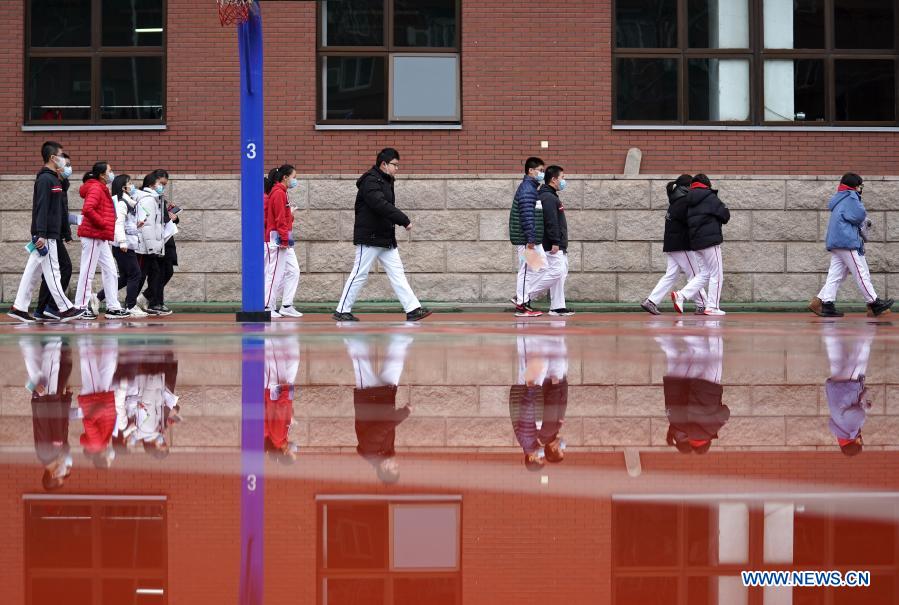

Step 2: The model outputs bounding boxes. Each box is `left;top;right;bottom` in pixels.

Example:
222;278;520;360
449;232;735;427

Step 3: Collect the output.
53;155;66;170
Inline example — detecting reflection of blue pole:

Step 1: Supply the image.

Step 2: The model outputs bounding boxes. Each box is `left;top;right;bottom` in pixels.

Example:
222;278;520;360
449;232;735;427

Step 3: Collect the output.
239;328;265;605
237;2;268;322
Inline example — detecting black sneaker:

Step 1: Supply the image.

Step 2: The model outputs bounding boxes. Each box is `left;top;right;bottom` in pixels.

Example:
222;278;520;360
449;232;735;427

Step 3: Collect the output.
7;308;36;324
158;304;173;315
105;308;131;320
640;299;661;315
79;309;98;321
144;305;163;316
549;308;575;316
868;297;894;317
406;307;433;322
56;308;85;323
332;312;359;322
149;305;172;316
820;301;844;318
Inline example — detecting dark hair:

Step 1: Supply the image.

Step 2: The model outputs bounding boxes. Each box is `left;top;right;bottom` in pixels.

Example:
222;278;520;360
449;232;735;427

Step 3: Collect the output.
60;152;71;161
840;172;863;188
524;157;545;174
110;174;131;200
41;469;64;491
376;148;400;167
841;441;863;457
667;173;693;196
544;165;564;185
41;141;62;163
268;164;295;186
692;174;712;188
82;161;109;184
692;441;712;455
544;438;565;463
142;171;162;189
667;427;693;454
264;175;274;195
524;454;544;472
153;169;170;180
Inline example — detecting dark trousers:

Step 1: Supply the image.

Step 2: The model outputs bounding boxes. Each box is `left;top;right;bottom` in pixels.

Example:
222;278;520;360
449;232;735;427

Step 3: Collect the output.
97;248;142;309
139;255;165;307
37;240;72;316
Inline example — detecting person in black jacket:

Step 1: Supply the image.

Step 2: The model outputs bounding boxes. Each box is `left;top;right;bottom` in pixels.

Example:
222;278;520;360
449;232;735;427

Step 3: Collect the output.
520;166;574;316
333;148;431;322
641;175;709;316
671;174;730;316
7;142;81;323
35;152;75;321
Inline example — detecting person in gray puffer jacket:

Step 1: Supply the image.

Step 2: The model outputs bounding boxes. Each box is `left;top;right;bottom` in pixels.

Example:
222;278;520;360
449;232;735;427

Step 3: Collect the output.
96;175;147;316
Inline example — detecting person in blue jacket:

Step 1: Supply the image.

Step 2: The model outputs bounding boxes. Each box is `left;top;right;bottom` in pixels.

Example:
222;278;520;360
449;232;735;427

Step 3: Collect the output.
809;173;893;318
509;156;545;318
822;323;874;456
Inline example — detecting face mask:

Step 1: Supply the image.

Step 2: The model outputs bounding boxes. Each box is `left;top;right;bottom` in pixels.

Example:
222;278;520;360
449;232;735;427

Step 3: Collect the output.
106;171;115;183
53;156;66;170
288;178;299;189
535;171;545;183
62;165;73;179
155;184;165;195
559;179;568;191
129;185;137;197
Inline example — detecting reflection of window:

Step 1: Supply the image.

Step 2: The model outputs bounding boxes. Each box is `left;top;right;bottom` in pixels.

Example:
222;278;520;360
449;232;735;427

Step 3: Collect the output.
614;0;898;125
612;496;899;605
318;0;460;124
318;497;461;605
25;497;167;605
26;0;165;125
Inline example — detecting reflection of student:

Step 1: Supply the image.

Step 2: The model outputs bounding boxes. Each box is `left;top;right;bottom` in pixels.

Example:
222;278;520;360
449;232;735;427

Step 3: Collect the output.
823;325;874;456
264;333;300;463
509;334;568;470
347;334;413;484
124;346;180;458
77;337;120;468
23;337;74;490
657;329;729;454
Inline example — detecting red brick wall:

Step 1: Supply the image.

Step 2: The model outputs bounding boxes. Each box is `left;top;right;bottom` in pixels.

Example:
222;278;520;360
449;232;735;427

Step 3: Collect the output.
2;1;897;177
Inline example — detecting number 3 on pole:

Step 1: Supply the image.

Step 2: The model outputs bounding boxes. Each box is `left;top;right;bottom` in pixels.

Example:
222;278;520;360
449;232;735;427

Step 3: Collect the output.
246;474;257;492
246;142;257;160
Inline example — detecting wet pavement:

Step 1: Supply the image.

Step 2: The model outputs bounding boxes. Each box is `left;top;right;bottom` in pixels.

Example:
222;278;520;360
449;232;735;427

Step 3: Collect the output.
1;314;898;604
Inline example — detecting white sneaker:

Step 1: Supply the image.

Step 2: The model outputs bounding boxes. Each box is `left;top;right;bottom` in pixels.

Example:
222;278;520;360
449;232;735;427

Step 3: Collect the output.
279;306;303;318
269;309;282;319
90;294;100;315
671;290;686;314
127;306;149;318
703;308;726;316
137;294;148;309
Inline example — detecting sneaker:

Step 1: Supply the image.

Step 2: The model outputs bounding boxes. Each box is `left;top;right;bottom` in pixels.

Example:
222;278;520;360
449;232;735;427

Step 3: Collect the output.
694;306;706;315
279;305;304;318
7;308;36;323
867;297;894;317
515;309;544;318
808;296;825;317
509;297;537;313
671;291;686;314
57;308;85;323
127;306;149;318
270;309;283;319
332;311;359;322
137;294;149;309
89;294;100;315
33;310;49;322
79;309;98;321
640;299;661;315
144;305;163;316
406;307;433;322
105;308;130;320
703;308;726;316
158;304;173;315
820;301;844;318
149;305;172;317
549;308;575;316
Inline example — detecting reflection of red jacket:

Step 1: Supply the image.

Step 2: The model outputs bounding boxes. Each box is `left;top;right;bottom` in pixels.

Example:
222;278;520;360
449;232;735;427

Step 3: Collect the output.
79;392;116;453
264;183;293;244
264;388;293;449
78;179;116;241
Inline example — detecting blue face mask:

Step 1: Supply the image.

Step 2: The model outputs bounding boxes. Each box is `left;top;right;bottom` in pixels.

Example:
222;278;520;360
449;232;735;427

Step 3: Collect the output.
288;178;299;189
559;179;568;191
535;171;545;183
155;184;165;195
62;166;73;179
129;184;137;197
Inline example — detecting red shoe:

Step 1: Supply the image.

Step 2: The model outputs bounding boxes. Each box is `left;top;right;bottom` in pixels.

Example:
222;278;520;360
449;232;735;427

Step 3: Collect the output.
515;309;543;318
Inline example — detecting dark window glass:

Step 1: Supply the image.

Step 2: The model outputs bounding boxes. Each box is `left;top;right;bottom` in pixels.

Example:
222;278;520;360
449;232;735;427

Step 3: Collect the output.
103;579;166;605
615;577;678;605
394;578;458;605
323;56;386;120
102;0;164;47
32;578;92;605
322;0;384;46
688;58;750;121
764;0;825;48
100;57;164;121
27;504;93;567
394;0;456;47
613;502;679;566
688;0;749;48
324;504;389;569
99;505;166;568
792;507;828;565
615;0;677;48
685;505;715;565
616;58;679;121
835;60;896;121
833;515;896;565
326;578;385;605
834;0;895;50
30;0;91;47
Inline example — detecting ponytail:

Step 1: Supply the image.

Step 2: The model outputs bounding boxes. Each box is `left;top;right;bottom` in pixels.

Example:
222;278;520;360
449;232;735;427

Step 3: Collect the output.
268;164;296;187
82;161;109;184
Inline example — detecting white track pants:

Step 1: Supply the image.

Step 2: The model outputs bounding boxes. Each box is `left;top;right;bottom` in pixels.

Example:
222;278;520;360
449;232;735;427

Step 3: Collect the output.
75;238;121;310
648;251;708;307
817;249;878;304
14;240;73;312
526;251;569;310
336;245;420;314
681;245;723;311
265;245;301;310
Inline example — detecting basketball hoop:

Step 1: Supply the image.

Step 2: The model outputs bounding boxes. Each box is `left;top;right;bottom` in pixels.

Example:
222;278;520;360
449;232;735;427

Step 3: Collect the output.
217;0;253;26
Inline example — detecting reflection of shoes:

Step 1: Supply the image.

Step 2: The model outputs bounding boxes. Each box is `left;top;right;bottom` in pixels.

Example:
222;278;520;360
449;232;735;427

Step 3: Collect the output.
279;305;303;318
867;297;894;317
127;306;149;318
703;308;726;316
90;294;100;315
820;301;844;318
7;308;36;323
549;308;575;316
694;306;706;315
671;291;686;314
405;307;432;322
515;309;543;317
640;299;660;315
332;312;359;322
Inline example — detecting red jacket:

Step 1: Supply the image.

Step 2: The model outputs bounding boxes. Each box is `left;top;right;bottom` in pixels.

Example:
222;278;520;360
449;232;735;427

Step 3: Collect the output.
264;388;293;448
78;179;116;241
78;392;116;453
264;183;293;244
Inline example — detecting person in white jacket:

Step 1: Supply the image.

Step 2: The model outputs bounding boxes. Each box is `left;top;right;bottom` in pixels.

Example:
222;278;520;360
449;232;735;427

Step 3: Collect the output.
94;175;148;317
133;173;170;316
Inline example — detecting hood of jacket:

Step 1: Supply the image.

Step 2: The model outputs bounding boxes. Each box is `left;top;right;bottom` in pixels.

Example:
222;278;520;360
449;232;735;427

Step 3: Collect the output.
668;184;689;205
828;189;859;211
686;187;717;207
79;178;109;200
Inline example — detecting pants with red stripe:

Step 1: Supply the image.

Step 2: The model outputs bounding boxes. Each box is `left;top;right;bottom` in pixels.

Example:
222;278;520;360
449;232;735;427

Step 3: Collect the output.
648;251;708;308
75;238;122;311
680;245;724;311
264;243;300;310
817;249;878;304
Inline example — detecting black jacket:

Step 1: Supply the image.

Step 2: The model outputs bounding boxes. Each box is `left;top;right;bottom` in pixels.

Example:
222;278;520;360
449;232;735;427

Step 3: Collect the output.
31;167;67;240
664;376;730;441
539;186;568;252
161;195;179;265
662;184;691;252
352;168;411;248
354;386;409;460
686;187;730;250
31;341;73;465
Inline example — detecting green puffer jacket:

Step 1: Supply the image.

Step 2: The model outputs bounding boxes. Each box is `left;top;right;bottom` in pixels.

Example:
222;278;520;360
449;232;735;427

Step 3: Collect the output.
508;194;544;246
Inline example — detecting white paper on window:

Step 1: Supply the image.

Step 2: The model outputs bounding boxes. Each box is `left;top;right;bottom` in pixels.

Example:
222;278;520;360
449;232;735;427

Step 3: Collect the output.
391;504;459;569
390;54;459;121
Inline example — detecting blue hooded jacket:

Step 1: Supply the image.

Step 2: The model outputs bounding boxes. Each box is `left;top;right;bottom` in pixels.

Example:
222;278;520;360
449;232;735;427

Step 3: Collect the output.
826;378;868;440
824;189;867;254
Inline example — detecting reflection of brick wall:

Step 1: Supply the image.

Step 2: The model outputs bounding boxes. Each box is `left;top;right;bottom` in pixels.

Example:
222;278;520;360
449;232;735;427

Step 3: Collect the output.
2;452;899;605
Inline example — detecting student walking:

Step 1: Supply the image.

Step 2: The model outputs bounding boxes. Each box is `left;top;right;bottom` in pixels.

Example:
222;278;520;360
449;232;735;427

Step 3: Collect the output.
134;172;169;316
7;141;81;323
333;148;431;322
509;157;545;318
74;163;128;320
141;170;178;315
808;173;893;318
821;323;873;456
35;152;75;321
96;175;147;317
671;174;730;316
264;165;302;318
642;175;708;315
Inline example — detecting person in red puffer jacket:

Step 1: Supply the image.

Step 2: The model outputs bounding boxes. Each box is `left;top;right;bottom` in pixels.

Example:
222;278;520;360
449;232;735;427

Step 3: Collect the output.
74;162;127;319
263;164;302;319
77;337;120;468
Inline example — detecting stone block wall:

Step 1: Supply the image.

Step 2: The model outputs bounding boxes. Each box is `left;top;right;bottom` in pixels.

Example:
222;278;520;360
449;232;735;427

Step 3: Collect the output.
2;174;898;304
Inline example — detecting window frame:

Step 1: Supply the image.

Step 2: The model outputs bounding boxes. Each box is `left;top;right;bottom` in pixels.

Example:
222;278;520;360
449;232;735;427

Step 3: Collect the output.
316;0;462;126
612;0;899;127
24;0;167;127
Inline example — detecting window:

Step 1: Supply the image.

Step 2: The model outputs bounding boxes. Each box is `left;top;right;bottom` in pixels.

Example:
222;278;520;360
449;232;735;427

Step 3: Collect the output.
614;0;899;125
318;498;461;604
26;0;166;125
317;0;460;124
25;497;167;605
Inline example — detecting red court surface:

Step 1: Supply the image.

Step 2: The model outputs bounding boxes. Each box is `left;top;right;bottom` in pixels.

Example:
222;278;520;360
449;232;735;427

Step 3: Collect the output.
2;313;898;605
